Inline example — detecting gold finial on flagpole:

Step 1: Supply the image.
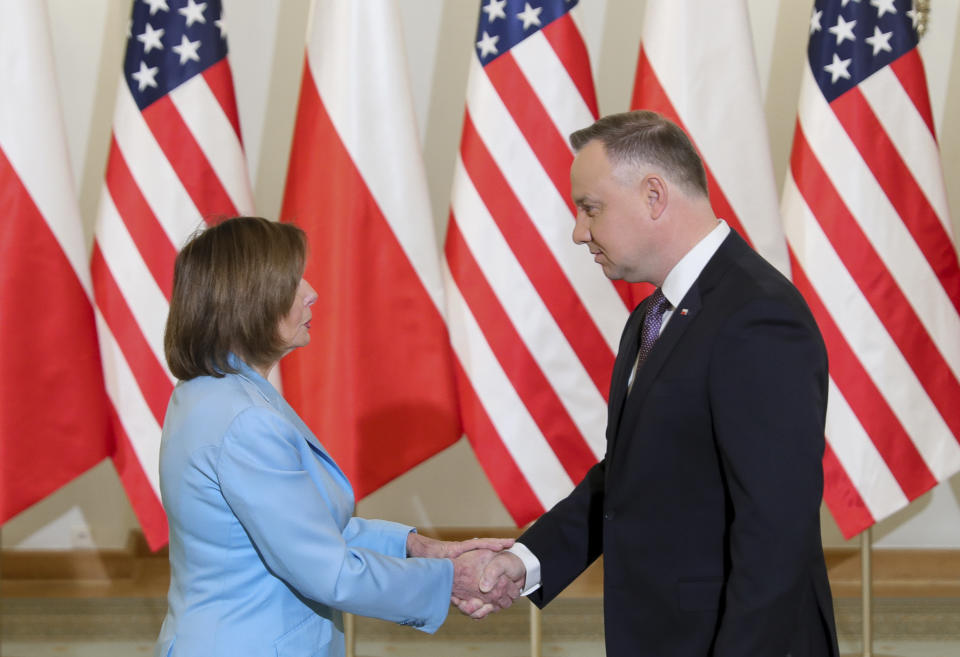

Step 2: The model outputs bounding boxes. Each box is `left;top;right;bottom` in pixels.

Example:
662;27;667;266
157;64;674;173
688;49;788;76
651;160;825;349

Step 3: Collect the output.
914;0;930;38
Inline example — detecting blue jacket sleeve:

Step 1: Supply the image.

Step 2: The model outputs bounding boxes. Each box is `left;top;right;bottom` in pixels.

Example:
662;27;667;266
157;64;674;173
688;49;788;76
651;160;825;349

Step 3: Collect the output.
217;406;453;633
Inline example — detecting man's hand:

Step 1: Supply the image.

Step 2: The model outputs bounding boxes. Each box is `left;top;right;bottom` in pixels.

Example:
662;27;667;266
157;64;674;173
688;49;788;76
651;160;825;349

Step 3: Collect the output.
406;533;514;559
451;550;526;619
450;549;521;619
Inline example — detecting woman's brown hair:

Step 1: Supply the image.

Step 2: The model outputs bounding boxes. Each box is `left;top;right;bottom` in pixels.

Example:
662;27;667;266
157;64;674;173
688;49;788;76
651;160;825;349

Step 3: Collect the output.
164;217;307;380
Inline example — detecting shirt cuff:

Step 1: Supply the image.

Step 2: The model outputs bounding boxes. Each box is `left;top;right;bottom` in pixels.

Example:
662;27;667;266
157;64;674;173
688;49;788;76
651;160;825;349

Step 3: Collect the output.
507;542;541;596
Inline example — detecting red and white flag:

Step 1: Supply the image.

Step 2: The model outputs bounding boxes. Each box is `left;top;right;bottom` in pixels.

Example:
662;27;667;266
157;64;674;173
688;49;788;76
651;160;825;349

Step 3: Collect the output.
631;0;787;273
0;1;112;523
444;0;643;525
279;0;461;497
783;0;960;537
93;0;253;549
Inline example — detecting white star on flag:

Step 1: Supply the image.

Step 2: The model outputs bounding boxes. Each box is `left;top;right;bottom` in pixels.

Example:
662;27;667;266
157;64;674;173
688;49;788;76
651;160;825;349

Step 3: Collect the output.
870;0;897;18
828;14;857;45
172;34;201;64
517;2;543;29
136;23;164;53
476;30;499;57
131;60;159;90
841;0;861;6
483;0;507;22
823;52;852;82
215;17;226;37
142;0;169;16
810;10;823;34
864;25;893;55
179;0;207;27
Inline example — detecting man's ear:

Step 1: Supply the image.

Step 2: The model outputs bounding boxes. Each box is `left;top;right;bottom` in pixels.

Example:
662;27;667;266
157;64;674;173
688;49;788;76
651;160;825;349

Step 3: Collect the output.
643;174;668;220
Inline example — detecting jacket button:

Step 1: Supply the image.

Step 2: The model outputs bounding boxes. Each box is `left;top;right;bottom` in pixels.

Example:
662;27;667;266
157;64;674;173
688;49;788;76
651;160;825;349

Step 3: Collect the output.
604;511;614;520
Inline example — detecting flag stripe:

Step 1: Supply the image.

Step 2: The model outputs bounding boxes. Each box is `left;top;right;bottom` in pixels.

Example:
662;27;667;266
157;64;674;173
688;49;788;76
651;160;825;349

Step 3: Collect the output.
466;61;629;351
785;168;960;482
142;96;237;220
446;218;597;481
453;358;544;524
450;152;608;458
95;192;172;380
787;242;936;498
790;124;960;448
485;52;576;213
169;73;251;216
539;14;598;119
822;442;876;532
890;49;936;137
112;85;203;249
862;66;950;230
201;58;244;142
832;86;960;319
511;28;594;170
460;113;614;400
94;308;164;492
103;138;176;299
108;398;169;544
823;376;910;520
444;259;574;512
91;245;173;427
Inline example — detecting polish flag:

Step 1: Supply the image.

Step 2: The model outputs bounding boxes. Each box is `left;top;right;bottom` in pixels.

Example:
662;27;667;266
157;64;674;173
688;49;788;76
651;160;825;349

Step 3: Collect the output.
280;0;461;495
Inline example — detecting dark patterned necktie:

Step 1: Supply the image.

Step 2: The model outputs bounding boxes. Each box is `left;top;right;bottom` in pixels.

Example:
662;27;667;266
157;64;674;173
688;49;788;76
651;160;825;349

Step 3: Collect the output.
637;288;671;368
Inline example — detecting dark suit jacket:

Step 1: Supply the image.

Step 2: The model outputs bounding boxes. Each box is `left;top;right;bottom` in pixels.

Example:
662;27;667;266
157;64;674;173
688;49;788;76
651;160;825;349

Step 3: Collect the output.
519;231;839;657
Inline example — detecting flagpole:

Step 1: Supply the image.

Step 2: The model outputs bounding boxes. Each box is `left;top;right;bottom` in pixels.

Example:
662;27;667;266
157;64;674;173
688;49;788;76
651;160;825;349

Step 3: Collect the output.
529;600;542;657
861;527;873;657
344;612;356;657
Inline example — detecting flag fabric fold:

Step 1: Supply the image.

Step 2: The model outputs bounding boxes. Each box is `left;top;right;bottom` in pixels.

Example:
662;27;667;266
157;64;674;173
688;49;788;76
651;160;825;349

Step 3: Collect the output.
445;0;641;526
783;0;960;538
630;0;787;274
93;0;253;549
279;0;461;498
0;1;112;523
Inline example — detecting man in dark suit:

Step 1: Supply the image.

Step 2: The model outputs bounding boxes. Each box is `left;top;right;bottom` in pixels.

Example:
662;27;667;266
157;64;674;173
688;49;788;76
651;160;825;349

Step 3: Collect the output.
463;111;840;656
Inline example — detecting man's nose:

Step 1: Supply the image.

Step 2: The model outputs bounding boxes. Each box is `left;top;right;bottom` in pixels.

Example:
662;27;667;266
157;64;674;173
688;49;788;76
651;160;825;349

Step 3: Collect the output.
572;215;590;244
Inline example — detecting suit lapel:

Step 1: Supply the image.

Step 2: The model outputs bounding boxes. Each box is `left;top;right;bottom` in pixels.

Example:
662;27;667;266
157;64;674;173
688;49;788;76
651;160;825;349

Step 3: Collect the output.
607;299;647;439
625;283;703;410
613;231;746;443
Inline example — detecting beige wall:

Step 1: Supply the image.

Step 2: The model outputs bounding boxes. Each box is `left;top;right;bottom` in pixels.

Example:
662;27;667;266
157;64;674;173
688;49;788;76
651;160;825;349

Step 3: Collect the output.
5;0;960;550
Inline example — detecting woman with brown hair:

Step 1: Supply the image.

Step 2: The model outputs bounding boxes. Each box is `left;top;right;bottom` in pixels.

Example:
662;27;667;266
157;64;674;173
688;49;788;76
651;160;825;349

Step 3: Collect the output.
154;217;515;657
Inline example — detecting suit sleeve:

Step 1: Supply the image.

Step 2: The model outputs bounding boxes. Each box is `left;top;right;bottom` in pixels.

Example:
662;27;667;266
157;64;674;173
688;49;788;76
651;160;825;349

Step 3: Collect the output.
517;458;606;607
217;407;452;633
709;298;828;655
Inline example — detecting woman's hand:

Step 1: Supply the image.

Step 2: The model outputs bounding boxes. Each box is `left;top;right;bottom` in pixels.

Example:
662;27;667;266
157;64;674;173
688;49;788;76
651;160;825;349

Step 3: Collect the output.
405;533;515;559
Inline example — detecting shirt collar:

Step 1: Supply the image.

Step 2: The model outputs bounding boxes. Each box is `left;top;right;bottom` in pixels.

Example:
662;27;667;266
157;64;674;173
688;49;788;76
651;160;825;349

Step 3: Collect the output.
661;220;730;307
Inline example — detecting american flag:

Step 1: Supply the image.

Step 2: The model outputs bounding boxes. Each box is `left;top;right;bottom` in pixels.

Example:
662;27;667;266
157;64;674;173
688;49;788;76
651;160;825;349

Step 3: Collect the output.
782;0;960;538
444;0;644;525
0;2;111;523
92;0;253;549
631;0;788;275
279;0;461;498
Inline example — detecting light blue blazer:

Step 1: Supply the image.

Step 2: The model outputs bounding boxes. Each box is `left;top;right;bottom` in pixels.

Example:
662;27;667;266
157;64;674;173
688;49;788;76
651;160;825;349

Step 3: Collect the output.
154;356;453;657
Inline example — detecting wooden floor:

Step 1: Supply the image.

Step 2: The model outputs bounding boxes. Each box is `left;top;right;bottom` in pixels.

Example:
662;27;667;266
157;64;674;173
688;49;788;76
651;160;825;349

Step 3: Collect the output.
3;542;960;656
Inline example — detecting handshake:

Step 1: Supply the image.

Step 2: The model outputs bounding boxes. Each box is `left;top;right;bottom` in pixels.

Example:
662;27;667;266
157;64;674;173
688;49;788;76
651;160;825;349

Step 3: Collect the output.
406;534;527;619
